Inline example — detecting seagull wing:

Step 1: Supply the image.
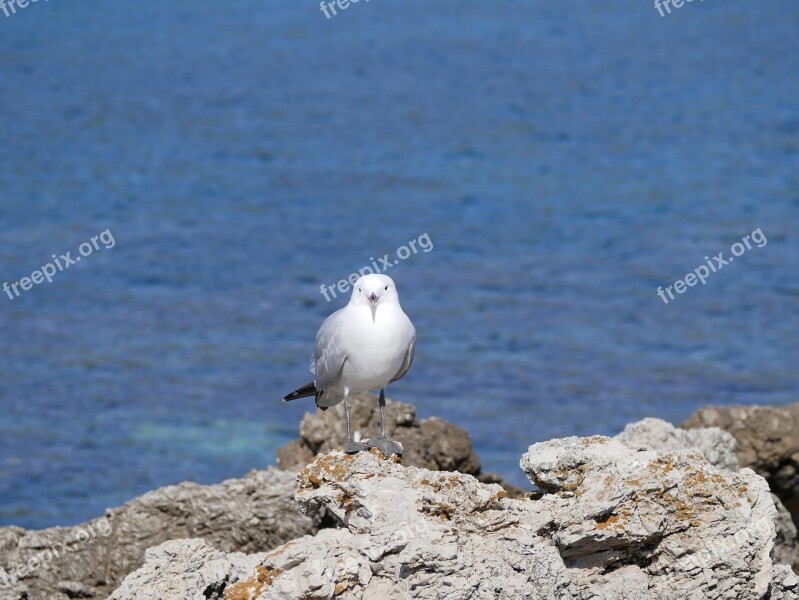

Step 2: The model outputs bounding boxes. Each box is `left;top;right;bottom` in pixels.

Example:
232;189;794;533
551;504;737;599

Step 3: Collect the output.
390;336;416;383
313;308;348;390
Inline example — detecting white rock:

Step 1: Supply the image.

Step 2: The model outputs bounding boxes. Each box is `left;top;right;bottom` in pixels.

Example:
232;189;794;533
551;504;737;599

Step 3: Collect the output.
615;417;798;567
110;439;797;600
614;417;739;470
107;538;264;600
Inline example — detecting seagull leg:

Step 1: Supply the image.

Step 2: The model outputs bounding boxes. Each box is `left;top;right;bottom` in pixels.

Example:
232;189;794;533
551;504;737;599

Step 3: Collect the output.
343;393;368;454
367;388;403;457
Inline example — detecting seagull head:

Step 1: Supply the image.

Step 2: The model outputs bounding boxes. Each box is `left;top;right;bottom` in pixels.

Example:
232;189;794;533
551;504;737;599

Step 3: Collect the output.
350;274;399;318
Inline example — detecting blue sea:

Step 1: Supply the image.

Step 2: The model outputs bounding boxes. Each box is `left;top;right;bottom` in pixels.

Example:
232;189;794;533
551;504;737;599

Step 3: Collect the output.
1;0;797;529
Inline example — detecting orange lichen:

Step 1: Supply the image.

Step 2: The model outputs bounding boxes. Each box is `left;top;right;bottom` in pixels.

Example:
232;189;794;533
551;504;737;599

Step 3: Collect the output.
224;565;282;600
580;436;611;446
299;453;357;488
419;478;442;492
595;514;620;530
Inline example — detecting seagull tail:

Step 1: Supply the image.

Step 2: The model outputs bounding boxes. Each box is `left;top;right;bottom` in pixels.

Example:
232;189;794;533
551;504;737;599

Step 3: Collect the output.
283;382;318;403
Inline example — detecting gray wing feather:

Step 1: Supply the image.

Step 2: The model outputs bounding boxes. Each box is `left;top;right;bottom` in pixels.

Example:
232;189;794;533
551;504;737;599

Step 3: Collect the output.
390;336;416;383
313;308;347;390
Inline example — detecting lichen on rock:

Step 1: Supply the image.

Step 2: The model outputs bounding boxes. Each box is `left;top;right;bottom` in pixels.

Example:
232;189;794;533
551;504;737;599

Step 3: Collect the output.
105;435;797;600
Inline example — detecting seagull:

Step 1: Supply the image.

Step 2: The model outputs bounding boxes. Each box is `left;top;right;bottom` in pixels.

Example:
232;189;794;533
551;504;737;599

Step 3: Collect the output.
283;274;416;457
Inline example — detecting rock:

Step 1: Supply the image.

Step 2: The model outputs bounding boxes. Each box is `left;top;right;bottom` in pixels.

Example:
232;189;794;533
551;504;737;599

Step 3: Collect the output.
276;393;525;498
683;403;799;570
0;576;26;600
521;436;780;599
682;404;799;482
614;417;739;470
614;417;798;567
114;438;794;599
107;539;263;600
773;493;799;568
0;468;318;600
230;448;574;600
276;394;477;474
770;564;799;600
1;395;529;600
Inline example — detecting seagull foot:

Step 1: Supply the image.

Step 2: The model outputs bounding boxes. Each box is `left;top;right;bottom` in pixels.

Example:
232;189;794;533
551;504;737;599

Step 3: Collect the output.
367;435;403;458
344;440;369;454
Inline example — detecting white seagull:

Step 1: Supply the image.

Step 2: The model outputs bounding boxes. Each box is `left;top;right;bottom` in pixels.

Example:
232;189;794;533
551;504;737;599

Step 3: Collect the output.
284;274;416;457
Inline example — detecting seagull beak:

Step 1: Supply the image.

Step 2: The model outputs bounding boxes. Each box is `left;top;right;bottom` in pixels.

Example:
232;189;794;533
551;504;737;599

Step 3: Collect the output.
368;293;379;322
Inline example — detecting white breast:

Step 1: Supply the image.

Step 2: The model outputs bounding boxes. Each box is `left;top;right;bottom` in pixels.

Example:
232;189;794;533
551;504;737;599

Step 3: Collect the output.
339;304;414;394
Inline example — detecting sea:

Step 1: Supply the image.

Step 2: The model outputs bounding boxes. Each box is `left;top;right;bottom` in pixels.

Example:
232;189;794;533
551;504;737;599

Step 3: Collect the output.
0;0;797;528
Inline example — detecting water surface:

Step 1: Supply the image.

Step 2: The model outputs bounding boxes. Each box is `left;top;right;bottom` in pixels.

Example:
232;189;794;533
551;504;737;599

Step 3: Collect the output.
0;0;797;528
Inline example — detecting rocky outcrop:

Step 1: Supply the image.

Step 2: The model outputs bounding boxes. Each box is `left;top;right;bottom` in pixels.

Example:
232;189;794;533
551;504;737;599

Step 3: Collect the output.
774;495;799;569
8;403;799;599
0;397;526;599
276;393;524;497
521;436;782;599
771;565;799;600
108;539;264;600
0;469;318;600
615;416;799;569
683;402;799;573
683;403;799;523
614;416;739;471
110;438;796;599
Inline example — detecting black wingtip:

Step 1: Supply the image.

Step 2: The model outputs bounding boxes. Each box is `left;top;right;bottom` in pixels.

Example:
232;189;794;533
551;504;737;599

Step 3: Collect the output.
283;382;317;402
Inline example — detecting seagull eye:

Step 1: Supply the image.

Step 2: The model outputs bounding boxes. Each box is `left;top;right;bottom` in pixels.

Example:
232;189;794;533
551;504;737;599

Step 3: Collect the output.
385;285;389;290
358;287;361;292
